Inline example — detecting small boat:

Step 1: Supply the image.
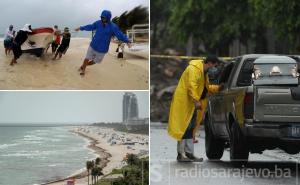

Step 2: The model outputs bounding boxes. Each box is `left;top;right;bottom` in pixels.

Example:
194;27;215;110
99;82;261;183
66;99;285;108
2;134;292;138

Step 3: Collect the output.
21;27;54;57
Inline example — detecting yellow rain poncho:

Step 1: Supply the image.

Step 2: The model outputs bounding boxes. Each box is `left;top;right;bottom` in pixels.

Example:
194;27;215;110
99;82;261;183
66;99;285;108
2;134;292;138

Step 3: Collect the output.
168;60;219;141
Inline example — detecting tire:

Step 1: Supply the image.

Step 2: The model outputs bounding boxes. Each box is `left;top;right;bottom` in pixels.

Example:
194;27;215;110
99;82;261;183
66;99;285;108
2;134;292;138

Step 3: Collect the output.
229;121;249;166
35;50;43;57
205;115;225;160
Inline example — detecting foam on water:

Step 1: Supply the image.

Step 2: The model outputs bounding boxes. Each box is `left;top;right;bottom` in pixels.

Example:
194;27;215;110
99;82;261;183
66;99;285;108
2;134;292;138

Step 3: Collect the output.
0;143;19;149
0;126;96;185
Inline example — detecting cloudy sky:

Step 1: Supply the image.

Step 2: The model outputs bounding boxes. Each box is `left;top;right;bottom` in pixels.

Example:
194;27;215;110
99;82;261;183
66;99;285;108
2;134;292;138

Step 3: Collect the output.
0;91;149;124
0;0;148;34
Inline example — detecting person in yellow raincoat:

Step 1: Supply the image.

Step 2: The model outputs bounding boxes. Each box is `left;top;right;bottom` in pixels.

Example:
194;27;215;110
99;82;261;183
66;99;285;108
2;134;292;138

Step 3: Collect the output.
168;55;222;162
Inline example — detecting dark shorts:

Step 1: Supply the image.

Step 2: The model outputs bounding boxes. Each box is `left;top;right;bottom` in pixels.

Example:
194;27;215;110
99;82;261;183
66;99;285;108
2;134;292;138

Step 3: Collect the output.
12;42;22;59
52;42;58;48
57;44;69;54
4;38;13;49
117;53;123;58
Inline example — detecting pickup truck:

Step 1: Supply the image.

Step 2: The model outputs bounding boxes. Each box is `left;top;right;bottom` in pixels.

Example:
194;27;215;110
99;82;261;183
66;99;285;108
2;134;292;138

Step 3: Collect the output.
205;54;300;164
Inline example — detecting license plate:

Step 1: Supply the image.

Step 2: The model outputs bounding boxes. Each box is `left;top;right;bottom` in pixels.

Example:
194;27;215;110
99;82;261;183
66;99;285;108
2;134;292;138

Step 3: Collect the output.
289;126;300;137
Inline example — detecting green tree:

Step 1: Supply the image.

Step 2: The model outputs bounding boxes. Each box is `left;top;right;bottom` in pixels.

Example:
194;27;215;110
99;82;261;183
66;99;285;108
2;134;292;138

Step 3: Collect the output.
250;0;300;52
95;157;101;166
112;5;148;32
86;160;94;185
126;154;139;166
150;0;171;50
91;167;97;184
96;167;103;182
168;0;259;55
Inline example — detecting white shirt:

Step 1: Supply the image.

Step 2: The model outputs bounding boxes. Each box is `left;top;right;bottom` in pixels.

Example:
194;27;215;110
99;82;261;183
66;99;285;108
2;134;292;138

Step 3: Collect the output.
4;29;14;40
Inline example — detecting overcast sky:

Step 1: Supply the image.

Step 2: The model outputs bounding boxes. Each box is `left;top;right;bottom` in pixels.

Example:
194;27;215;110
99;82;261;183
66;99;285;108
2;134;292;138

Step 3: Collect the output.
0;91;149;124
0;0;148;34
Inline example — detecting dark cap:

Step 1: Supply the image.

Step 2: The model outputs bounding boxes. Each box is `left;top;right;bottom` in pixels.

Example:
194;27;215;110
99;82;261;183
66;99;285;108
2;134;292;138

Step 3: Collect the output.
204;55;222;64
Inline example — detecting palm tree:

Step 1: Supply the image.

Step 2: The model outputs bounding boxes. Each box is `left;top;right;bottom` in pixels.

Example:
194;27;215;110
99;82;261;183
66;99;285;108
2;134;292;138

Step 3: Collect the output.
126;154;138;166
86;160;94;185
96;167;104;182
112;5;149;32
95;157;101;166
91;167;97;184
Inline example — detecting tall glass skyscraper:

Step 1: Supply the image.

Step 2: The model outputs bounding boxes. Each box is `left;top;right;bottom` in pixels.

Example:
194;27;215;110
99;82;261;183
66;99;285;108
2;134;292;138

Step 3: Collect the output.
123;92;139;123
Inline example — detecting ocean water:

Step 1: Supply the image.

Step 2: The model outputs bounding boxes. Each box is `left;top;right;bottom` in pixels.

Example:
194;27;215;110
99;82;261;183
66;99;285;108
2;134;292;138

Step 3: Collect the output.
0;31;91;40
0;126;96;185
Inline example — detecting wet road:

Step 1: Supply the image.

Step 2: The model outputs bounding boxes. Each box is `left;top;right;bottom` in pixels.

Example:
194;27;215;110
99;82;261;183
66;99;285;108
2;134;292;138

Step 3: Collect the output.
150;124;300;185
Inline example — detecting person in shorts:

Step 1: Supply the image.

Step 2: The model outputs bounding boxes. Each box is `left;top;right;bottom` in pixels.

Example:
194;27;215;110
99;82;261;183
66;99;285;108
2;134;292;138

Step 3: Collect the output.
51;25;61;53
75;9;132;76
4;25;15;55
52;27;71;60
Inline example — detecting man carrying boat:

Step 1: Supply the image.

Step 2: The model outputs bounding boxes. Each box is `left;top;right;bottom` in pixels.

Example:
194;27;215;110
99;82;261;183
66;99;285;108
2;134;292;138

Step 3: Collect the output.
10;24;34;66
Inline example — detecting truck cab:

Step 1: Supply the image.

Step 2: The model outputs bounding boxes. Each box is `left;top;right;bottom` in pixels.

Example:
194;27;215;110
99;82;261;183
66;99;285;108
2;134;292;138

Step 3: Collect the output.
205;55;300;165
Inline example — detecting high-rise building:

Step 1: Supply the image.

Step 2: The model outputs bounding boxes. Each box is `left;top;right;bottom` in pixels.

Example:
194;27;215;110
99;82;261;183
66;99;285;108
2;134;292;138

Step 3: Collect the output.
122;93;148;132
123;92;139;122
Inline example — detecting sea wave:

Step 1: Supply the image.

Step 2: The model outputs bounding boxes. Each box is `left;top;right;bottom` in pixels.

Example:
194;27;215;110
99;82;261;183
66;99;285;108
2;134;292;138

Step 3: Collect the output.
48;164;61;167
23;135;43;141
1;150;57;157
0;143;19;149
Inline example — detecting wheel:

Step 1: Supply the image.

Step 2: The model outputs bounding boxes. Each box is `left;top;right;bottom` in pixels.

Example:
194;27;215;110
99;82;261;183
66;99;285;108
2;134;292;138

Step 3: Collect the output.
35;50;43;57
205;115;225;160
229;121;249;166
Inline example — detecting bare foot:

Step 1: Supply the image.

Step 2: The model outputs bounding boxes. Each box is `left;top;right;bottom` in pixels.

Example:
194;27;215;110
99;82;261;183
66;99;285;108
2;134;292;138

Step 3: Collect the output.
80;71;85;76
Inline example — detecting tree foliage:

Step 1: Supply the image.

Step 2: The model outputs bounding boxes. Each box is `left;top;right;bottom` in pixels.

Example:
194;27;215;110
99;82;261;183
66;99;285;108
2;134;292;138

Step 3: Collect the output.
151;0;300;55
250;0;300;51
112;5;149;32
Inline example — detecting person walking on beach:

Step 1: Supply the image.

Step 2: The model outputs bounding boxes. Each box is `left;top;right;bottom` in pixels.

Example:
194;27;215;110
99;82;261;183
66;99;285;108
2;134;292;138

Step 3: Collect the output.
52;27;71;60
10;24;34;66
75;10;132;76
168;56;222;162
116;42;125;59
4;25;15;55
51;25;61;53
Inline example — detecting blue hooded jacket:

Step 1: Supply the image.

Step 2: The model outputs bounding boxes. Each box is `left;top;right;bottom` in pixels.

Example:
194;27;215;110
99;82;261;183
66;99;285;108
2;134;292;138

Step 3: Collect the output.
80;10;130;53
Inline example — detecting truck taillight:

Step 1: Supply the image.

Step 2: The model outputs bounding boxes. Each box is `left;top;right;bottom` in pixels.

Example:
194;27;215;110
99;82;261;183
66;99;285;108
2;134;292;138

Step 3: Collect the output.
244;93;254;119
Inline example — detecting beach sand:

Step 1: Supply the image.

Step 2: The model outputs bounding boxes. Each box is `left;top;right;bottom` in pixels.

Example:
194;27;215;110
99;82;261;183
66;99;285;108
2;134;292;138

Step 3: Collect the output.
0;38;149;90
45;126;149;185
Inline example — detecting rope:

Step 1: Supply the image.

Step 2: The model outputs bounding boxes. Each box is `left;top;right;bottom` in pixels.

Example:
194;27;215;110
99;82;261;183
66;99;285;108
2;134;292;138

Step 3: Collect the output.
150;54;233;61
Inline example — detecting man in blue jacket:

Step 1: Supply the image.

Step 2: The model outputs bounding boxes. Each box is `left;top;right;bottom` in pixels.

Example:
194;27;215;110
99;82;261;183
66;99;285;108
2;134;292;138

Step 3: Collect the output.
75;10;132;76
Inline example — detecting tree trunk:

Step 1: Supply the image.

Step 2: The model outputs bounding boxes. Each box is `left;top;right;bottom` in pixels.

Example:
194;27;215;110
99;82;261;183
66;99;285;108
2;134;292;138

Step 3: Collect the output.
151;21;158;50
87;171;89;185
186;34;194;56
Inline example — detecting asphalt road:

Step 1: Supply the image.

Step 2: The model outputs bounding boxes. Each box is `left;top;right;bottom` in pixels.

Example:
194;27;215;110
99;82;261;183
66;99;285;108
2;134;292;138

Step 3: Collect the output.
150;124;300;185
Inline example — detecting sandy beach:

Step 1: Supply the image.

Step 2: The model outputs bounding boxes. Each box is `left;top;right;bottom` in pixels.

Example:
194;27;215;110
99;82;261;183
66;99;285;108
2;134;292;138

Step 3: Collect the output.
0;38;149;90
45;126;149;185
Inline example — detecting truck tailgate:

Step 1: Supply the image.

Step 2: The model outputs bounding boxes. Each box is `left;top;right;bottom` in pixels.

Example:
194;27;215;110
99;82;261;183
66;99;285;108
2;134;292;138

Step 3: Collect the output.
254;86;300;122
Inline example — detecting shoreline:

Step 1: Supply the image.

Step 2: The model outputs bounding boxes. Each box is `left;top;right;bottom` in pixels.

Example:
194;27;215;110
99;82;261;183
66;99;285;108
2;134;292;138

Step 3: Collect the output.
42;130;111;185
40;126;148;185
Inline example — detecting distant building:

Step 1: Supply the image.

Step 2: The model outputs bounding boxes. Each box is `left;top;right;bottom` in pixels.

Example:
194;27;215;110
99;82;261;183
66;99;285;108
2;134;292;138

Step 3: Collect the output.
123;92;139;122
122;93;148;131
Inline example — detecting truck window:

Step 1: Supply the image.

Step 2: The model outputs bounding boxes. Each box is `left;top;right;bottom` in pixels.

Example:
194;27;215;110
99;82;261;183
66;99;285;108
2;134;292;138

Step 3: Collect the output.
218;62;235;84
237;58;256;86
208;64;223;84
